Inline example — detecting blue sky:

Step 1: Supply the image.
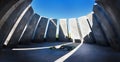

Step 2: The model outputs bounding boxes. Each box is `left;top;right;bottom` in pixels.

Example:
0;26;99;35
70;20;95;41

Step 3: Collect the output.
31;0;94;19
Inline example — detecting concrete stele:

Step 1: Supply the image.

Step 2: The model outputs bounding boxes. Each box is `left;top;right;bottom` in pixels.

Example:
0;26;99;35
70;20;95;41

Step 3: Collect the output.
46;19;57;41
4;5;31;45
59;19;69;41
69;18;81;42
78;16;92;41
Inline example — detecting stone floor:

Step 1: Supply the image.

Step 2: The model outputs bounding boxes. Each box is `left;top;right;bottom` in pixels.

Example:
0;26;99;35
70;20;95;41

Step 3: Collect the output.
0;42;120;62
65;44;120;62
0;42;77;62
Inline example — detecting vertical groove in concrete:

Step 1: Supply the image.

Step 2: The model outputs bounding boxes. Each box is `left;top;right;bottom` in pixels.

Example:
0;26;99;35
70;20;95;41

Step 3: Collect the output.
32;17;42;40
46;19;57;42
78;16;93;43
56;19;59;39
67;19;71;39
5;6;33;46
96;0;120;41
86;18;95;41
69;18;81;43
44;19;50;39
0;0;32;47
93;5;117;48
33;17;49;42
59;19;70;42
0;0;25;29
76;19;82;40
86;18;96;43
0;0;18;21
18;14;34;44
95;0;120;50
91;13;109;46
20;14;40;44
85;14;97;43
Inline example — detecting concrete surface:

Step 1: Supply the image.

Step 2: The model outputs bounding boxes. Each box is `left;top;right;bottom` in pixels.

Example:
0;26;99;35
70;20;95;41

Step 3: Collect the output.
0;0;120;62
8;7;34;46
87;13;108;46
34;17;48;42
69;18;81;43
65;43;120;62
46;19;57;42
59;19;70;42
0;0;32;47
20;14;40;44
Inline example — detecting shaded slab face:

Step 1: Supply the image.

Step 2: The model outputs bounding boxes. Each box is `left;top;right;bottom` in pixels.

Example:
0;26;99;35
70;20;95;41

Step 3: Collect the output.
33;17;49;42
0;0;18;20
95;0;120;50
19;14;40;44
46;19;57;42
0;0;26;29
69;18;81;43
59;19;70;42
96;0;120;36
89;13;109;46
0;0;32;47
78;16;93;43
93;5;117;47
8;7;34;46
65;43;120;62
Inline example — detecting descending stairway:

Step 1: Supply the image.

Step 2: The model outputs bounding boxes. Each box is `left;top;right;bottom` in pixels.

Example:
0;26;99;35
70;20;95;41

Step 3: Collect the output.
0;0;120;62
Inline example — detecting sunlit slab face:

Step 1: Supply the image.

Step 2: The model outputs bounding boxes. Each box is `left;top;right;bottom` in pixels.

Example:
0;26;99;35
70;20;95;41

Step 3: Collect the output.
31;0;94;19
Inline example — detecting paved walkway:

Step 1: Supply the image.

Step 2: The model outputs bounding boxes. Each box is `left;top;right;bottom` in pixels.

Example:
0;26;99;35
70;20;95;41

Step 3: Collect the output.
0;42;120;62
65;44;120;62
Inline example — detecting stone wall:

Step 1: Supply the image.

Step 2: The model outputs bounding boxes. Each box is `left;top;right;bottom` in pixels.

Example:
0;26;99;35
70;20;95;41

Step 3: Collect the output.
93;0;120;50
0;0;32;47
33;17;48;42
0;0;120;51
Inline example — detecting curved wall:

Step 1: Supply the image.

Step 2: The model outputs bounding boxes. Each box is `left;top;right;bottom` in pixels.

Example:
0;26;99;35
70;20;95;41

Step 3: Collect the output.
0;0;120;50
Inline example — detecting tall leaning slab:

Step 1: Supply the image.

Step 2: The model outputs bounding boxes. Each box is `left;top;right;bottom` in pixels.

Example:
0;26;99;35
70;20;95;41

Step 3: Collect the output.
78;16;94;43
69;18;81;43
93;5;118;48
46;19;57;42
88;13;109;46
59;19;70;42
33;17;48;42
0;0;32;47
0;0;18;21
20;14;40;44
7;7;34;46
